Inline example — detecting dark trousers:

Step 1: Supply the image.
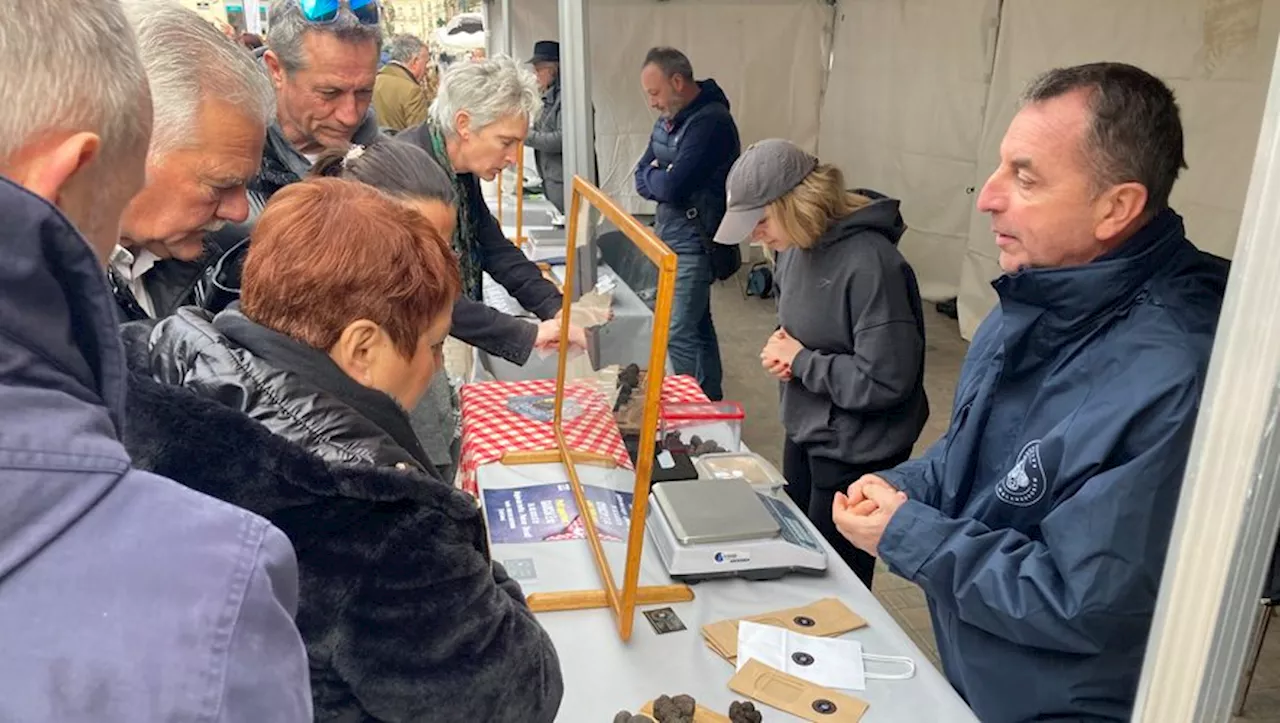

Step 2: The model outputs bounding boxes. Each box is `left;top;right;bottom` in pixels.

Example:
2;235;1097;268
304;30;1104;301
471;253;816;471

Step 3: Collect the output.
669;253;722;401
783;438;911;589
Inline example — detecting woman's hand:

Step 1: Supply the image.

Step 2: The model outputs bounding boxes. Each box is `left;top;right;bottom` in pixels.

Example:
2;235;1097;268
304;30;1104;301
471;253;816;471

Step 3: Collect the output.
534;319;587;351
761;329;803;380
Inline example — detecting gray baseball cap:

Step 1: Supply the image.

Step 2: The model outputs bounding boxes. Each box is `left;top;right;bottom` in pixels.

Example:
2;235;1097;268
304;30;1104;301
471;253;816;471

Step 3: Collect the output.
713;138;819;245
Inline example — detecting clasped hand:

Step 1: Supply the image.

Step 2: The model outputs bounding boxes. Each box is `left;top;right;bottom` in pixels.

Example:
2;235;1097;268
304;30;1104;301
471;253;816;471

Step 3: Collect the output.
831;474;907;558
761;328;802;381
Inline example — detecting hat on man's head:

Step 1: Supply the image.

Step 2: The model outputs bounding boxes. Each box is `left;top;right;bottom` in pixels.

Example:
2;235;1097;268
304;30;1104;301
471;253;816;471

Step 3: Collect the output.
528;40;559;64
713;139;819;245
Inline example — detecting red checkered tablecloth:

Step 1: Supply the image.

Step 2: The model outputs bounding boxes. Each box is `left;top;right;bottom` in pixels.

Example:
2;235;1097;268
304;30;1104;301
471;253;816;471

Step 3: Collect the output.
458;374;709;495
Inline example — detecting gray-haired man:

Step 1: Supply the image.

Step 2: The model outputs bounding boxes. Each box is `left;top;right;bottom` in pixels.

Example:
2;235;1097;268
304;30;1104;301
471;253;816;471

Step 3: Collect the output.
0;0;312;719
146;0;385;319
255;0;383;204
110;0;276;321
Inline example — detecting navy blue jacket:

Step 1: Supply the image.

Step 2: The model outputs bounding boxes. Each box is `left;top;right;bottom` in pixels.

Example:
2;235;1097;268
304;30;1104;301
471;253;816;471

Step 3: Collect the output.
876;210;1228;722
635;79;740;254
0;177;311;721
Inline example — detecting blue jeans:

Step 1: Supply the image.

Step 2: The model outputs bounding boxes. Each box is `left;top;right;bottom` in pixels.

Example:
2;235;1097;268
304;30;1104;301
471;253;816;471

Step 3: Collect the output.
668;253;722;400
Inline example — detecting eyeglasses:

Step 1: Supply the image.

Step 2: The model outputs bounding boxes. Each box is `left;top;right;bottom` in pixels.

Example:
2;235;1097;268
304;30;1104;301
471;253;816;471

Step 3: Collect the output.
299;0;380;25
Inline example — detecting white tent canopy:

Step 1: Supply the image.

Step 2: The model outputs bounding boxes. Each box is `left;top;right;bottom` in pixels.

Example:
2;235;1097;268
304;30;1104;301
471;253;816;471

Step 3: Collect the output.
488;0;1279;334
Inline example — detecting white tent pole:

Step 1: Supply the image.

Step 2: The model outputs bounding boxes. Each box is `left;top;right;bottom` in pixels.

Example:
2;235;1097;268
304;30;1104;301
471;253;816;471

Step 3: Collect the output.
1131;37;1280;722
558;0;598;295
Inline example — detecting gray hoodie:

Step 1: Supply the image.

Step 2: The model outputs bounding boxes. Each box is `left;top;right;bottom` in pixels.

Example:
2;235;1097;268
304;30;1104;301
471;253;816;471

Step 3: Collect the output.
776;192;929;473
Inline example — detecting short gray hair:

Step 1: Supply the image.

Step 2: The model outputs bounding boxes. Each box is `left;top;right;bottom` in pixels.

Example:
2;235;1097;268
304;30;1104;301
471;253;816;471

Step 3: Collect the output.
267;0;382;74
429;55;541;136
643;47;694;81
0;0;149;166
388;34;426;64
125;0;274;156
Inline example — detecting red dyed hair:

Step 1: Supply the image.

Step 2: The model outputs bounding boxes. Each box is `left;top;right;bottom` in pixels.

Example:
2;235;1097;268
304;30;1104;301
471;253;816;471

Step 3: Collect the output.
241;177;460;358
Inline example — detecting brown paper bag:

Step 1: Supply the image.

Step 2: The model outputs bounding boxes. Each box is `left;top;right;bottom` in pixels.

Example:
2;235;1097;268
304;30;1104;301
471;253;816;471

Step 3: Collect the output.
701;598;868;662
728;659;869;722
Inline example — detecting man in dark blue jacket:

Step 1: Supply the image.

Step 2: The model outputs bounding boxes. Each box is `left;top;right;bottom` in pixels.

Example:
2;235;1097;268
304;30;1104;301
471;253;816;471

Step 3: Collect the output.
636;47;741;401
832;63;1229;722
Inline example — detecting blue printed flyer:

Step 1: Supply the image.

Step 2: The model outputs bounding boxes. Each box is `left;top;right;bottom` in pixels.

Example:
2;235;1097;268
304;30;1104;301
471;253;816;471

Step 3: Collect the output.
483;483;634;545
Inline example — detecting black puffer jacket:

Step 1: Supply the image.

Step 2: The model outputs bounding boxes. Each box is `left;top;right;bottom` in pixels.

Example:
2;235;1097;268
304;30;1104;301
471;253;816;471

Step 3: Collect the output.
119;308;564;723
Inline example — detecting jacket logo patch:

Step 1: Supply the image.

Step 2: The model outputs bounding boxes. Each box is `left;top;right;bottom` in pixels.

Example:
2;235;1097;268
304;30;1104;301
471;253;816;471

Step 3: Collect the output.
996;440;1047;507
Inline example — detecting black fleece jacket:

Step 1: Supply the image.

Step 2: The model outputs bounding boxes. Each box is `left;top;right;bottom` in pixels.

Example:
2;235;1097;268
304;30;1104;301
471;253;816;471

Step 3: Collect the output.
119;309;564;723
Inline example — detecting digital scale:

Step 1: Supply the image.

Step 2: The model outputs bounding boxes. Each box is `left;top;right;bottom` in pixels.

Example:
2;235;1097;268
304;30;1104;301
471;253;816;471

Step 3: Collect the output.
646;478;828;582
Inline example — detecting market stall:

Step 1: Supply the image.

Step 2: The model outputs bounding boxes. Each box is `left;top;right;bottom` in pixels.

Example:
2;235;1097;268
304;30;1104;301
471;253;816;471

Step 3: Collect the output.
457;175;979;721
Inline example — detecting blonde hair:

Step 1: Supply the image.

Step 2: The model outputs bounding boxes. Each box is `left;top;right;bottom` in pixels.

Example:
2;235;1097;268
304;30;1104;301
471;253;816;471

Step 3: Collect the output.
765;164;872;249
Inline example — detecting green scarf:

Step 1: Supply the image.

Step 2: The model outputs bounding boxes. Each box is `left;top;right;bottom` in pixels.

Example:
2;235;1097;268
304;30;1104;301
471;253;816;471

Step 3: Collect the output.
424;121;483;300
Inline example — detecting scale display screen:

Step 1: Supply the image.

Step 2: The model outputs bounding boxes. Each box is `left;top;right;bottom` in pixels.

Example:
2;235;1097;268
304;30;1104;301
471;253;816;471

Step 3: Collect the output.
758;494;821;552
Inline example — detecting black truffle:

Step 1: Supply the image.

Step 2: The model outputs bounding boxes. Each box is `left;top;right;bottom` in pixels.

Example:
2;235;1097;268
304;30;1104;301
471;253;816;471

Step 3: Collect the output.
728;700;763;723
611;711;654;723
672;694;696;717
651;694;695;723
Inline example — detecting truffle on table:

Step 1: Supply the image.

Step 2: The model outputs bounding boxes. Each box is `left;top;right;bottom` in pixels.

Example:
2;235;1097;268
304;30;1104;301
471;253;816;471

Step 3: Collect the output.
728;700;763;723
651;694;695;723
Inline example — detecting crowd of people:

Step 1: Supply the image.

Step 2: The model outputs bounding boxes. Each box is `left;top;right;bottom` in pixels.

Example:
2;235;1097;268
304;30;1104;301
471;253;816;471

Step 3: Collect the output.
0;0;1235;721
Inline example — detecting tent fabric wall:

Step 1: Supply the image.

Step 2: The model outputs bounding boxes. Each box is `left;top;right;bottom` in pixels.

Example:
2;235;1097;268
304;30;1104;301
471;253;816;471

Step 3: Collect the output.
817;0;1001;302
495;1;1280;337
957;0;1280;337
490;0;833;213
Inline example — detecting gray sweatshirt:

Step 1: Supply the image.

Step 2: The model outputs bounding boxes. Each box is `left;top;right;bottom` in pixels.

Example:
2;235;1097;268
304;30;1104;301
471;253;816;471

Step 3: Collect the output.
775;192;929;473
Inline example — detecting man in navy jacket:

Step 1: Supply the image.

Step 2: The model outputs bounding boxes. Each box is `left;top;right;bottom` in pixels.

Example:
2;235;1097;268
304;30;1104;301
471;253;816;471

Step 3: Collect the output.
833;63;1229;722
636;47;740;400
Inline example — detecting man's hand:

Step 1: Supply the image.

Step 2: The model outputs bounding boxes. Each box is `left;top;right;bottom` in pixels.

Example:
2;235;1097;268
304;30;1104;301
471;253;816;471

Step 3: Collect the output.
534;319;587;351
844;473;898;508
832;479;907;558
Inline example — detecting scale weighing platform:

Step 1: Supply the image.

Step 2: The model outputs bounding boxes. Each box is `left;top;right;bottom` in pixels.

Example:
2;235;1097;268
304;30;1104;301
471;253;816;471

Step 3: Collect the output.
646;478;828;582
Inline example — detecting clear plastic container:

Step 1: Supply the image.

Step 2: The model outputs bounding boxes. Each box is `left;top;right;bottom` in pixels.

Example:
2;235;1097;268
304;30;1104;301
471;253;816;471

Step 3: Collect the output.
694;452;787;489
659;401;745;456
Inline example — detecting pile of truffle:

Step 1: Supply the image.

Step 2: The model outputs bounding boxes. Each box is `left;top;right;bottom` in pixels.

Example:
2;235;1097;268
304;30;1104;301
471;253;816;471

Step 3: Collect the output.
612;694;763;723
660;430;727;456
613;363;642;412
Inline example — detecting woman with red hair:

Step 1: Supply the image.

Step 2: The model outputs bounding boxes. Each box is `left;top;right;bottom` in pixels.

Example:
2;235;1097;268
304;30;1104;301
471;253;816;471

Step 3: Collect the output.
120;178;563;723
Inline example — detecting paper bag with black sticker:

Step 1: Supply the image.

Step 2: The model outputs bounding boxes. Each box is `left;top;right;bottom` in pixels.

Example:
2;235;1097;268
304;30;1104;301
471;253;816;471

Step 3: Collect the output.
701;598;867;662
728;659;869;722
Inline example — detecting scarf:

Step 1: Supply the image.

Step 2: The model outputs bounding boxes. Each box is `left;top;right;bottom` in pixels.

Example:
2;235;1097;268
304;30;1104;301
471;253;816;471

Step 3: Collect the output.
423;121;483;300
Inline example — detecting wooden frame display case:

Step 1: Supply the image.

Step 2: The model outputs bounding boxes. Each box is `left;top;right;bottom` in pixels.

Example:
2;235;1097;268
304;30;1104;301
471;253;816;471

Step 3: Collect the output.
508;175;693;641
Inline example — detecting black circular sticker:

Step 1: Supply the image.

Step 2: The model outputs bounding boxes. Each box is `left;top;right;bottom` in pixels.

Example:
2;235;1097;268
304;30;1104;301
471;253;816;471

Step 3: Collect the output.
792;652;814;666
813;699;837;715
793;615;815;627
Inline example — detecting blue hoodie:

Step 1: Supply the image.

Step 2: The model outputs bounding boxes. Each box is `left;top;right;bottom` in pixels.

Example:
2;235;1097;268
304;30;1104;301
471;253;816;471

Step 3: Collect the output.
0;177;312;721
635;79;741;254
876;209;1228;722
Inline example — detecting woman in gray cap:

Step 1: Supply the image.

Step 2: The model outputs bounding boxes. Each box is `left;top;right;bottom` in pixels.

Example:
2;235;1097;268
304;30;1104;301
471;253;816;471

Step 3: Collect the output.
713;139;929;588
